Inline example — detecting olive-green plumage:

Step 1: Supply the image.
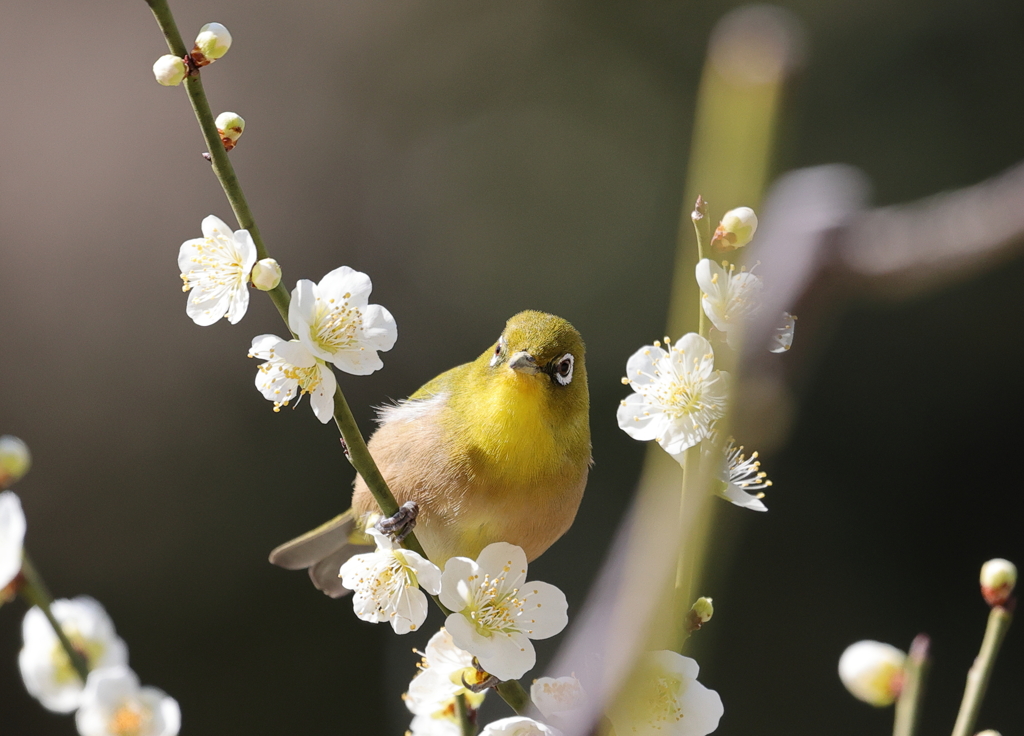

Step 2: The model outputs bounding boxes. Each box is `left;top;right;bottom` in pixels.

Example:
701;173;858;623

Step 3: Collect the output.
270;311;591;597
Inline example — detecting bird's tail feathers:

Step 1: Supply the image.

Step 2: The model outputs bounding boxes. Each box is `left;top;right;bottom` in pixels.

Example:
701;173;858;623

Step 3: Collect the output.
268;509;374;599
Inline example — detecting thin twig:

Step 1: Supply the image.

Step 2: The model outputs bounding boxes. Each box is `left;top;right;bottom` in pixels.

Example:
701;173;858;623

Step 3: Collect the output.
456;693;477;736
950;605;1013;736
495;680;531;715
19;554;90;683
893;634;930;736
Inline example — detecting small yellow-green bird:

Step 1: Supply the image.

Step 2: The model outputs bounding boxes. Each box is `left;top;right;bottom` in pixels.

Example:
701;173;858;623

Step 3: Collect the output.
269;310;591;596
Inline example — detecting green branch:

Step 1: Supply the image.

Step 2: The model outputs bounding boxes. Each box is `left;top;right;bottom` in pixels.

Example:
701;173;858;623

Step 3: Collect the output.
143;0;528;714
456;693;477;736
951;606;1013;736
893;634;930;736
495;680;531;715
690;196;711;339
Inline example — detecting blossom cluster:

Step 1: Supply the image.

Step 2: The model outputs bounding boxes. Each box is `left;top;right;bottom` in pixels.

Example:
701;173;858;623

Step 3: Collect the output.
338;531;723;736
176;215;397;423
617;205;792;511
2;486;179;736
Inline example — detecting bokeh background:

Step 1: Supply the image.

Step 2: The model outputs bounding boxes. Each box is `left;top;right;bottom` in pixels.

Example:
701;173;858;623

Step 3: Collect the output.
2;0;1024;734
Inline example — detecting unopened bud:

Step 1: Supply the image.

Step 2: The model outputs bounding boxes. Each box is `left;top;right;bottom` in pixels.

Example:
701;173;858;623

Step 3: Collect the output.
215;112;245;151
691;597;714;623
683;595;714;633
980;558;1017;607
250;258;282;291
711;206;758;252
192;22;232;66
0;436;31;488
838;641;906;707
152;55;188;87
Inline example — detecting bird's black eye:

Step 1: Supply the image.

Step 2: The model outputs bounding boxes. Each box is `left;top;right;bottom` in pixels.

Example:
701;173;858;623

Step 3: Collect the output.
554;353;574;386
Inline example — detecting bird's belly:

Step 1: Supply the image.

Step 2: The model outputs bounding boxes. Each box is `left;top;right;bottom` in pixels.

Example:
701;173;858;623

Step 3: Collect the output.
413;469;587;565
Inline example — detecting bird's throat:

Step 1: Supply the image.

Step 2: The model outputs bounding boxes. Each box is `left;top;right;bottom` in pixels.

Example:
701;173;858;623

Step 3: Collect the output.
459;372;563;485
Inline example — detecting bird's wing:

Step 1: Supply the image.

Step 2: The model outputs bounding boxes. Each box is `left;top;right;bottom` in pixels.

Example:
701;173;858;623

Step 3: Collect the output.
407;362;468;401
268;511;356;570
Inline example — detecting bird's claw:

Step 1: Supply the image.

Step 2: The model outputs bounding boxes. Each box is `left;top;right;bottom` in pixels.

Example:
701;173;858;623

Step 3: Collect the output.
461;670;500;693
375;501;419;542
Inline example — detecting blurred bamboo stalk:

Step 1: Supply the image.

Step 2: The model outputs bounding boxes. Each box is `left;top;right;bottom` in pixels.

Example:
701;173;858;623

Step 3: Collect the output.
547;9;804;736
653;4;803;642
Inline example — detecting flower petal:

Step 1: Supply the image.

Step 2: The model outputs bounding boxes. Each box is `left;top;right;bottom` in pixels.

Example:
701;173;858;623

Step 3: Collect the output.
475;542;528;595
361;304;399;352
318;265;373;306
289;279;321;356
405;551;443;595
439;557;478;611
476;630;536;681
616;392;664;441
624;345;668;388
310;364;337;424
720;483;767;512
516;581;568;640
200;214;233;241
390;586;429;634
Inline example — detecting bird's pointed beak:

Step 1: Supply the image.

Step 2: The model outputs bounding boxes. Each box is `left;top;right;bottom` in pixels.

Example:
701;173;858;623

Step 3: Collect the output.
508;351;540;374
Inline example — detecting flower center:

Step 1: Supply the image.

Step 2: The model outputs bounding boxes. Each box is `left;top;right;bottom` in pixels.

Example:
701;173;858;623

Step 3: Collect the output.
646;674;686;724
311;295;363;354
281;363;323;395
467;573;523;635
182;235;246;295
650;376;705;420
108;703;149;736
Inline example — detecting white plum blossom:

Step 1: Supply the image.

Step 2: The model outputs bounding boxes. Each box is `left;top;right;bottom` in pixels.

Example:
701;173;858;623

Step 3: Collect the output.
406;628;484;711
405;628;487;735
770;312;796;353
249;335;337;424
695;259;763;349
440;542;568;682
339;528;441;634
289;266;397;375
0;490;26;591
20;597;129;713
76;666;180;736
608;651;723;736
480;716;563;736
617;334;728;460
530;675;587;723
178;215;257;326
838;641;906;707
703;438;771;512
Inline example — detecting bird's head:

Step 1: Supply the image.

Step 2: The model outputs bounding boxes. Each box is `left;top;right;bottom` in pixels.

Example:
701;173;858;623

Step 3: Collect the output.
476;310;588;414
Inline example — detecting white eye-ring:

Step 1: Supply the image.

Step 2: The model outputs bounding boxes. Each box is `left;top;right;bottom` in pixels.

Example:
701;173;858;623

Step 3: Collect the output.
554;353;574;385
490;336;506;367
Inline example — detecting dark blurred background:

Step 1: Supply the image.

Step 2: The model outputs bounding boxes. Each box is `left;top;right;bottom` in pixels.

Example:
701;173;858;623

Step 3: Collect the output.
2;1;1023;734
